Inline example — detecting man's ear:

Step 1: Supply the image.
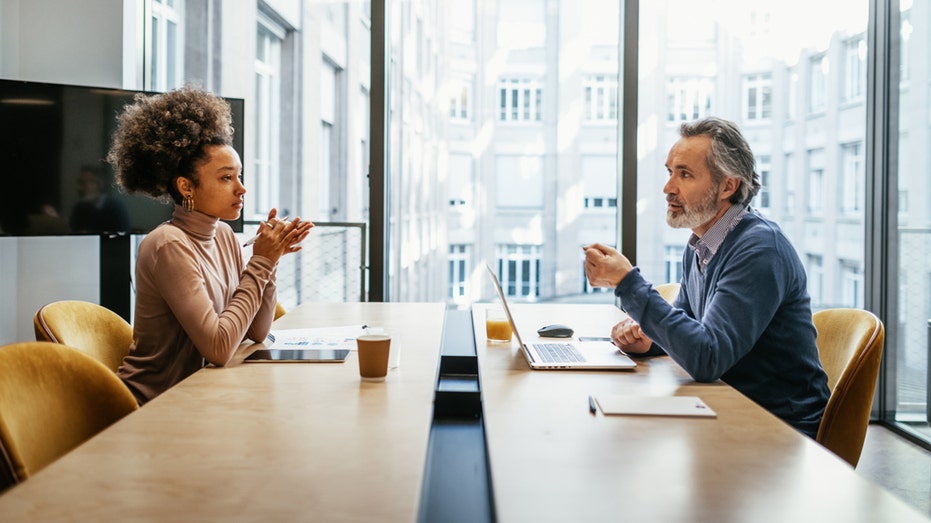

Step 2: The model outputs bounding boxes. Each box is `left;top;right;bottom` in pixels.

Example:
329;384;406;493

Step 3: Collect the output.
719;177;740;201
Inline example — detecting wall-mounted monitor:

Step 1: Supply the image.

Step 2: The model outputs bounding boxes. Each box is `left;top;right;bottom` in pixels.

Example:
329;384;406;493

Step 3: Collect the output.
0;79;245;236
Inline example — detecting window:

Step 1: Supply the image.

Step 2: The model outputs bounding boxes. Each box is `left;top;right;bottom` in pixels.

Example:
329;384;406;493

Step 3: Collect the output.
667;77;714;123
495;155;543;208
148;0;183;91
251;17;285;221
900;5;912;84
840;142;863;214
840;260;863;308
787;69;798;119
496;0;545;49
448;154;473;207
449;244;471;301
806;149;824;214
319;59;342;219
665;246;684;284
755;155;771;210
809;54;828;113
808;255;823;308
743;73;772;122
496;244;541;298
449;78;472;122
498;78;543;122
584;74;619;122
843;36;867;102
784;153;795;214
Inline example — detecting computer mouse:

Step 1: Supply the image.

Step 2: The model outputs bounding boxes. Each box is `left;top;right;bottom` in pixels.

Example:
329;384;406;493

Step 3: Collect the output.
537;324;574;338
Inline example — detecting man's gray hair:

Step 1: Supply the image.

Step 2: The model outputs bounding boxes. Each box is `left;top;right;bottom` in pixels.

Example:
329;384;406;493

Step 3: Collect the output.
679;117;761;205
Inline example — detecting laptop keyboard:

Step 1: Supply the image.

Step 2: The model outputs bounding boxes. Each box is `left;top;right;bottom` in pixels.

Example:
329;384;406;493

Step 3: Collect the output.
533;343;585;363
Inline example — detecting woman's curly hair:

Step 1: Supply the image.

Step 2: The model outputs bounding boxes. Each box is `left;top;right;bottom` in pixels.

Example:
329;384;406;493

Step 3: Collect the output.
107;85;234;204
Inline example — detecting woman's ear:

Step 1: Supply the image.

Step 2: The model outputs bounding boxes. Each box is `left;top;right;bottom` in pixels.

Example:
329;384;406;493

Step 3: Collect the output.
175;176;193;196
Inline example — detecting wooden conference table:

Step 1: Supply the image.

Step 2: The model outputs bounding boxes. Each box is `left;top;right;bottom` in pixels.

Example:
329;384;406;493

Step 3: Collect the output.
0;302;445;522
0;301;927;522
473;302;929;523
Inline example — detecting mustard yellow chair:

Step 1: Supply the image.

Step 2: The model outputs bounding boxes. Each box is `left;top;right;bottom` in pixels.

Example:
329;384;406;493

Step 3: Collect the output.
34;300;133;372
275;301;287;321
655;282;680;304
0;342;138;492
813;308;885;467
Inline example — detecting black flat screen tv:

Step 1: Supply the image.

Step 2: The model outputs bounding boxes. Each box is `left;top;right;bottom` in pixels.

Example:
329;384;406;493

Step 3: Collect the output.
0;79;245;236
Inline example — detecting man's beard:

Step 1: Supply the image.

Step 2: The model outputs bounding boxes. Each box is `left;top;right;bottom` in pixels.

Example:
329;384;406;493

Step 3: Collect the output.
666;183;721;229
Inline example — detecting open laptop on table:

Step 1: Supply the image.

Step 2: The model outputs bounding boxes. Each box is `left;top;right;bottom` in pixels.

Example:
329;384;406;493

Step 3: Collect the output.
484;263;636;371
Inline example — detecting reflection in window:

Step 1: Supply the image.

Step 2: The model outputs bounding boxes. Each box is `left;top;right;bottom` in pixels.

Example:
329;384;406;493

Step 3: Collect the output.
496;244;541;298
667;77;714;123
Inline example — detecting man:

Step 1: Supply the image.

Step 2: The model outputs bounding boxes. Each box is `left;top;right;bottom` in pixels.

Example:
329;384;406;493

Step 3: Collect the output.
584;117;829;438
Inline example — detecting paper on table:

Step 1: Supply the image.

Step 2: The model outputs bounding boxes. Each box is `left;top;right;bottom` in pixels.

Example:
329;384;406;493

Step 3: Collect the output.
594;395;717;418
266;325;366;351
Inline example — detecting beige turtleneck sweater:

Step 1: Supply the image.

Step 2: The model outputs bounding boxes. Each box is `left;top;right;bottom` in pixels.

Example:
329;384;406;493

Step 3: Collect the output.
118;206;277;405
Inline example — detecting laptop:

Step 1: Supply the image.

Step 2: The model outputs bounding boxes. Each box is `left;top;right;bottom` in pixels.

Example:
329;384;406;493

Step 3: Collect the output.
484;263;636;371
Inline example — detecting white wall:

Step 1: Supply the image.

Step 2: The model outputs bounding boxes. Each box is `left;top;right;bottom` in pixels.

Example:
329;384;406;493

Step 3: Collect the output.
0;0;125;343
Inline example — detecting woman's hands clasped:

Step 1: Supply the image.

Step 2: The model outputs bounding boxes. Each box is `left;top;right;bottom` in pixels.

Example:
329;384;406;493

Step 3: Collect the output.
251;208;314;264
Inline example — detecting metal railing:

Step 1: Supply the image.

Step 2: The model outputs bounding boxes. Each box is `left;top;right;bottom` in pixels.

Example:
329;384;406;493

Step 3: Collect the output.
241;221;367;308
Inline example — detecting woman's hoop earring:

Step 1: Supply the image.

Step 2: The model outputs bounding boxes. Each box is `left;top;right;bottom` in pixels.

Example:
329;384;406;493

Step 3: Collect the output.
182;194;194;213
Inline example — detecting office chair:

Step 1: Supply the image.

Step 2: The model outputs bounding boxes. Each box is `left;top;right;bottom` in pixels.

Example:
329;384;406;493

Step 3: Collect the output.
34;300;134;373
813;308;885;468
0;342;138;492
655;282;680;304
275;301;288;321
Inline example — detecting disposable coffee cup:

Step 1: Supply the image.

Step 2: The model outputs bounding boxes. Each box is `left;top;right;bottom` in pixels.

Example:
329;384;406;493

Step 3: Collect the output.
356;334;391;381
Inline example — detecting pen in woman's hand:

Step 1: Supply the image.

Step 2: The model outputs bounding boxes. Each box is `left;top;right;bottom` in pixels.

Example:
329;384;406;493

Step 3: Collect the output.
242;216;289;247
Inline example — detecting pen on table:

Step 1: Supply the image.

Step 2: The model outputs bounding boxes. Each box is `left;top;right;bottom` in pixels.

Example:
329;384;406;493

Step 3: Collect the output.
589;395;598;415
242;216;289;247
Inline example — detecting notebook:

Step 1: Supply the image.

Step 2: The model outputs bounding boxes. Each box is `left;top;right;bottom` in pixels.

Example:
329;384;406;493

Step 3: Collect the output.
484;263;636;371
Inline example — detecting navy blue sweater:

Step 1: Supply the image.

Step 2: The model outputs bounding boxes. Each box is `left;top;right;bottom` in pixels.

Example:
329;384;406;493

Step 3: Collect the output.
616;211;830;438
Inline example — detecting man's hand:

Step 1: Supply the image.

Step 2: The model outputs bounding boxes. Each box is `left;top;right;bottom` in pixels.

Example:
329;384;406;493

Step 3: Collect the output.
611;317;653;354
583;243;634;288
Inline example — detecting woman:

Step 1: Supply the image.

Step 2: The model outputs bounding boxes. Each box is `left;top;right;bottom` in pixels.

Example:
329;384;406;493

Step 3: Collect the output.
107;86;313;404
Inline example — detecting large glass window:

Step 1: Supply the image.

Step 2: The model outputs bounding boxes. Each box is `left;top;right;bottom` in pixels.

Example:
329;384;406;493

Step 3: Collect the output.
635;2;867;316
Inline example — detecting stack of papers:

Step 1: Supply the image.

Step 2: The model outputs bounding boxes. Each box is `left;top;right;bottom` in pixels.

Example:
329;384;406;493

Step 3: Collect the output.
593;395;716;418
265;325;366;351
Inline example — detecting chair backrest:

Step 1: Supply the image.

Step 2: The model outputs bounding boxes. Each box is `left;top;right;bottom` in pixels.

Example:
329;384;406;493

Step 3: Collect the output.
0;341;138;492
655;282;680;304
274;301;287;321
34;300;133;372
813;308;885;467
